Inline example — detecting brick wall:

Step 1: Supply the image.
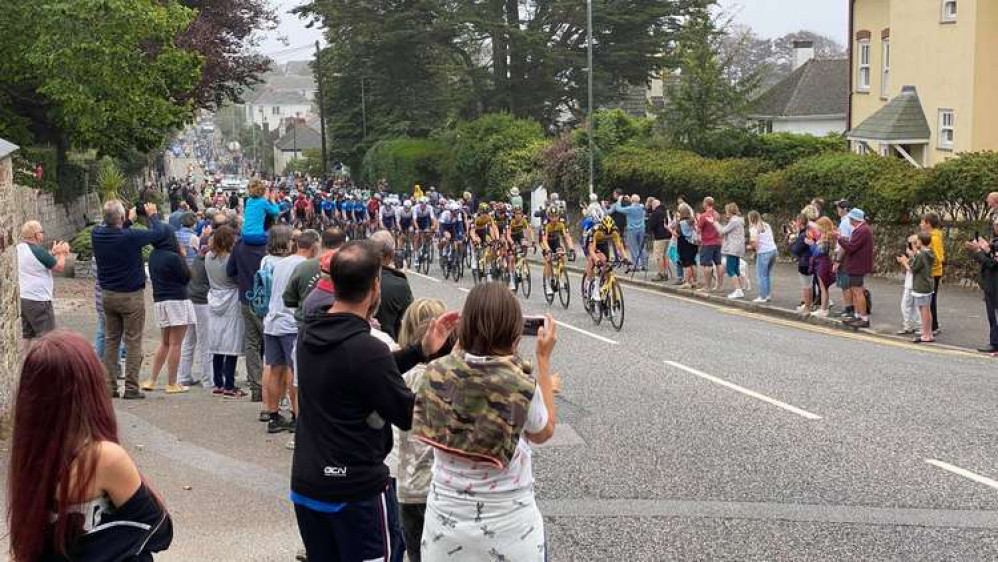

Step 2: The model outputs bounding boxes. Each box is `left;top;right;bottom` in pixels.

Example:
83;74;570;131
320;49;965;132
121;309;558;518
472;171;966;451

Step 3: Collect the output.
0;155;21;437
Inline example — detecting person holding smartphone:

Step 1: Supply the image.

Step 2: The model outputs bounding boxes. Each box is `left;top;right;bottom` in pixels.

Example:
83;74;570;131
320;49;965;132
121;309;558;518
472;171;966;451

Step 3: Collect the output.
412;283;559;562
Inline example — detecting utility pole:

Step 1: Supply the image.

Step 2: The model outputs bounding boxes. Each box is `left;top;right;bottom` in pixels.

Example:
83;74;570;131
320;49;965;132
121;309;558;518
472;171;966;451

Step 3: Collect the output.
315;41;328;175
586;0;595;196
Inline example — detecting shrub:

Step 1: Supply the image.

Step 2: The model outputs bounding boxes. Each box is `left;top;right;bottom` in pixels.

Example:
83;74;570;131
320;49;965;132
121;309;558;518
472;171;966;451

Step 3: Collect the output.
12;146;58;191
773;152;928;221
437;113;545;199
361;138;449;193
691;129;847;167
603;146;772;207
928;151;998;221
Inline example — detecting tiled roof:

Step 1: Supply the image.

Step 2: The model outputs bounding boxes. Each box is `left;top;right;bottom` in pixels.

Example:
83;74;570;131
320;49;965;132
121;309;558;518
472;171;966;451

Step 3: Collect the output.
847;86;931;142
249;89;313;106
274;123;322;151
749;59;849;118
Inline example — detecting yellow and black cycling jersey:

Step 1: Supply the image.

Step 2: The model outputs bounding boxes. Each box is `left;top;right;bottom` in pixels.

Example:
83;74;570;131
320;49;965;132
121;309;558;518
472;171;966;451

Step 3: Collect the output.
544;221;568;241
509;216;530;236
473;214;495;239
592;225;622;247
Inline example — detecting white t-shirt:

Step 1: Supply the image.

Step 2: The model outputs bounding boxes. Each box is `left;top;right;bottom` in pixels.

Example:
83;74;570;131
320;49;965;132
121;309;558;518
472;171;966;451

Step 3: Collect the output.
751;224;777;254
263;254;305;335
431;386;548;495
17;242;56;301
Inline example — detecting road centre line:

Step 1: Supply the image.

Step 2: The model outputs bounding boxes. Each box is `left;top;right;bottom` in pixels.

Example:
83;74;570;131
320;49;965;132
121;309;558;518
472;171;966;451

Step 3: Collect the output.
664;360;822;420
406;270;440;283
457;287;470;293
552;320;619;345
926;459;998;491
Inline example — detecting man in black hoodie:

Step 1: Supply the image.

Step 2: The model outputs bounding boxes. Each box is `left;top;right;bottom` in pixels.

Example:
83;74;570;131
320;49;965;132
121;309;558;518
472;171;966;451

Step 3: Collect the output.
291;240;458;561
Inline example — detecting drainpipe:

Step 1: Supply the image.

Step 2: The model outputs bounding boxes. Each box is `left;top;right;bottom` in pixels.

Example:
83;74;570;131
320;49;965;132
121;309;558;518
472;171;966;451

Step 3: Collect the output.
847;0;855;134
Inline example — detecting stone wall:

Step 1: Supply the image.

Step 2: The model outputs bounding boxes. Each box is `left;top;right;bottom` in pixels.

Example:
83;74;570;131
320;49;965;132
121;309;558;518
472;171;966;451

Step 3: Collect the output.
0;155;21;438
15;184;101;243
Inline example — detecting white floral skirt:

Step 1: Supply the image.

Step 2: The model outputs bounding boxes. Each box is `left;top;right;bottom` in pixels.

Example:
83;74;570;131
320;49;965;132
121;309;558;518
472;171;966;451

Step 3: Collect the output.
154;299;197;328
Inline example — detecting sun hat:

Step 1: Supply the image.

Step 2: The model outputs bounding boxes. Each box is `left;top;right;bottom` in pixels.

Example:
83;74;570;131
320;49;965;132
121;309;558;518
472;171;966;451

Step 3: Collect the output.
847;208;866;222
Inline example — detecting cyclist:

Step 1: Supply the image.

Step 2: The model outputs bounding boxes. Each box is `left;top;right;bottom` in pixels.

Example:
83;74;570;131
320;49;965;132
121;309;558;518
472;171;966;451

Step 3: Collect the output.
436;201;465;267
413;196;436;267
379;196;398;232
470;202;497;274
398;199;415;256
320;194;336;227
541;207;575;297
586;216;630;298
352;194;369;237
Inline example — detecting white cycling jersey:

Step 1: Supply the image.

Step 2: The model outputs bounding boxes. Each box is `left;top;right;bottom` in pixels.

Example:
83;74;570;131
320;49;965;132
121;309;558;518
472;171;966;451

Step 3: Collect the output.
414;205;436;220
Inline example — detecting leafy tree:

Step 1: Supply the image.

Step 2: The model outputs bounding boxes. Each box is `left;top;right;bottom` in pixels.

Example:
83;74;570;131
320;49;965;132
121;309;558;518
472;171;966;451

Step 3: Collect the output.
661;2;762;154
176;0;278;110
771;31;845;76
0;0;202;161
284;149;325;178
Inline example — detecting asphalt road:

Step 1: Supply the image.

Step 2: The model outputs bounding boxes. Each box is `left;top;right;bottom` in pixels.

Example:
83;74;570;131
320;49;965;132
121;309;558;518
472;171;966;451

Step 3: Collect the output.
2;265;997;561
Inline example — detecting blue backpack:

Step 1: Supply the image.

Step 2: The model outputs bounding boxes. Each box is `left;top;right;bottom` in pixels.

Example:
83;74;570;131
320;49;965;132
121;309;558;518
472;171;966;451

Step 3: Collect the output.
247;262;274;318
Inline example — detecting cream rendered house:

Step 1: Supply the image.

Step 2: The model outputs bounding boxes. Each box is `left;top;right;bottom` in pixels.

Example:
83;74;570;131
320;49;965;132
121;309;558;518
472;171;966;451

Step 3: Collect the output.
847;0;998;167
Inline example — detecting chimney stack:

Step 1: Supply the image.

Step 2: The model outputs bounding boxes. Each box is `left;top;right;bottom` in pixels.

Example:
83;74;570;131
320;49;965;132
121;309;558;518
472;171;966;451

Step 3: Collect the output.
792;40;816;71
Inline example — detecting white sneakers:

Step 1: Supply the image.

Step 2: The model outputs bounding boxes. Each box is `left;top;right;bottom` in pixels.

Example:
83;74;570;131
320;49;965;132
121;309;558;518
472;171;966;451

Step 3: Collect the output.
727;289;745;300
752;296;770;303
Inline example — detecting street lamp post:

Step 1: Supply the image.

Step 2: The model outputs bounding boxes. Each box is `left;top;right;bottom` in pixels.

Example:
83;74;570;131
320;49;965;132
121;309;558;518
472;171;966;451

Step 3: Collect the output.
586;0;595;196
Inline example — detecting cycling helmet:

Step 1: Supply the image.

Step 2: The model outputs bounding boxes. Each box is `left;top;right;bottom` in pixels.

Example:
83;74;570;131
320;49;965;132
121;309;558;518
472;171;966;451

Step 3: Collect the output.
447;201;460;211
419;196;429;204
403;199;413;208
601;216;614;230
478;202;489;213
547;206;561;218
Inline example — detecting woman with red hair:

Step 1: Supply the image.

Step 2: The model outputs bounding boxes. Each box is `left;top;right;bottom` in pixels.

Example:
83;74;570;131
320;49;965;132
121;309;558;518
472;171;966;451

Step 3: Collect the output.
7;331;173;561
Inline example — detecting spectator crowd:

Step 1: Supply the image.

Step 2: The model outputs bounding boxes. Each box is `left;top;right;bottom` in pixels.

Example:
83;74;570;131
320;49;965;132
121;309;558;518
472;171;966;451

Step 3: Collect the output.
12;174;998;560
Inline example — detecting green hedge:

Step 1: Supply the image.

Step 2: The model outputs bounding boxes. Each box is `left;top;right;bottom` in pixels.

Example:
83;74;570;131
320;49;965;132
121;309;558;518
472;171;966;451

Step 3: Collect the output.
692;129;847;167
12;147;58;191
603;146;773;207
361;138;449;193
930;151;998;221
760;152;928;221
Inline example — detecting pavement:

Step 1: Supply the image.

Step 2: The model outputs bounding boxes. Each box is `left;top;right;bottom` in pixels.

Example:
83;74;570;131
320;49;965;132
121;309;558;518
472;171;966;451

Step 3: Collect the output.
1;267;997;560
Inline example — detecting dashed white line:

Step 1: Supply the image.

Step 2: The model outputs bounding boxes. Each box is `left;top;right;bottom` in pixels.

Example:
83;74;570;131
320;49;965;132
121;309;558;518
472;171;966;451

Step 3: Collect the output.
553;320;619;345
406;270;441;283
664;360;822;420
926;459;998;491
457;287;470;293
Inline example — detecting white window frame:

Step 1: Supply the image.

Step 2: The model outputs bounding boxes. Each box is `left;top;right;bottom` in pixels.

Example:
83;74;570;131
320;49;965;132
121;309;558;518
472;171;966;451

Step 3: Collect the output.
938;109;955;150
941;0;957;23
272;106;281;116
855;142;870;155
857;40;871;92
881;40;890;99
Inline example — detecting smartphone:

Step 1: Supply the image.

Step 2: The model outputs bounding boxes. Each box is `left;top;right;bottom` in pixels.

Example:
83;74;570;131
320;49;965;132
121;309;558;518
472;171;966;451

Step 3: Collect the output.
522;315;547;337
975;230;980;242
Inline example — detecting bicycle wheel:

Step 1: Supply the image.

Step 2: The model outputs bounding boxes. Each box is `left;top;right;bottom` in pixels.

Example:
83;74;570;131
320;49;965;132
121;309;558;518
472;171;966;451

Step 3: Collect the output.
520;262;531;298
464;244;474;268
589;277;603;324
542;268;555;304
608;278;625;331
419;247;431;274
442;248;451;280
581;274;594;314
453;251;464;282
558;269;571;309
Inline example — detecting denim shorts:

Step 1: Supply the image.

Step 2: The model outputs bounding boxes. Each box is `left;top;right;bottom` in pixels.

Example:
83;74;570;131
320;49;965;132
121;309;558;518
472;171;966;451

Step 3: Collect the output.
264;333;297;367
835;270;850;289
913;293;933;308
700;245;722;266
725;255;741;277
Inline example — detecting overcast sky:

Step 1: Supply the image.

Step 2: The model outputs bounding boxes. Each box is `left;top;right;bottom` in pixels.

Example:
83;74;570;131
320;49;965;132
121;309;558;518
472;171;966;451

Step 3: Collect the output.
259;0;850;64
718;0;848;42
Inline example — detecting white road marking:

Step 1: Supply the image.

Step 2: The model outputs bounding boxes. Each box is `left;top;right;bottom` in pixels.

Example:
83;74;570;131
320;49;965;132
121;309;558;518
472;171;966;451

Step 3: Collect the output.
664;360;822;420
926;459;998;491
407;270;440;283
458;287;470;293
553;320;619;345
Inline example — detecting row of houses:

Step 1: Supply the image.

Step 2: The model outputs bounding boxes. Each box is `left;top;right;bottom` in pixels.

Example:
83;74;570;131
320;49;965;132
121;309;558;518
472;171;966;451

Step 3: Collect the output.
750;0;996;168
